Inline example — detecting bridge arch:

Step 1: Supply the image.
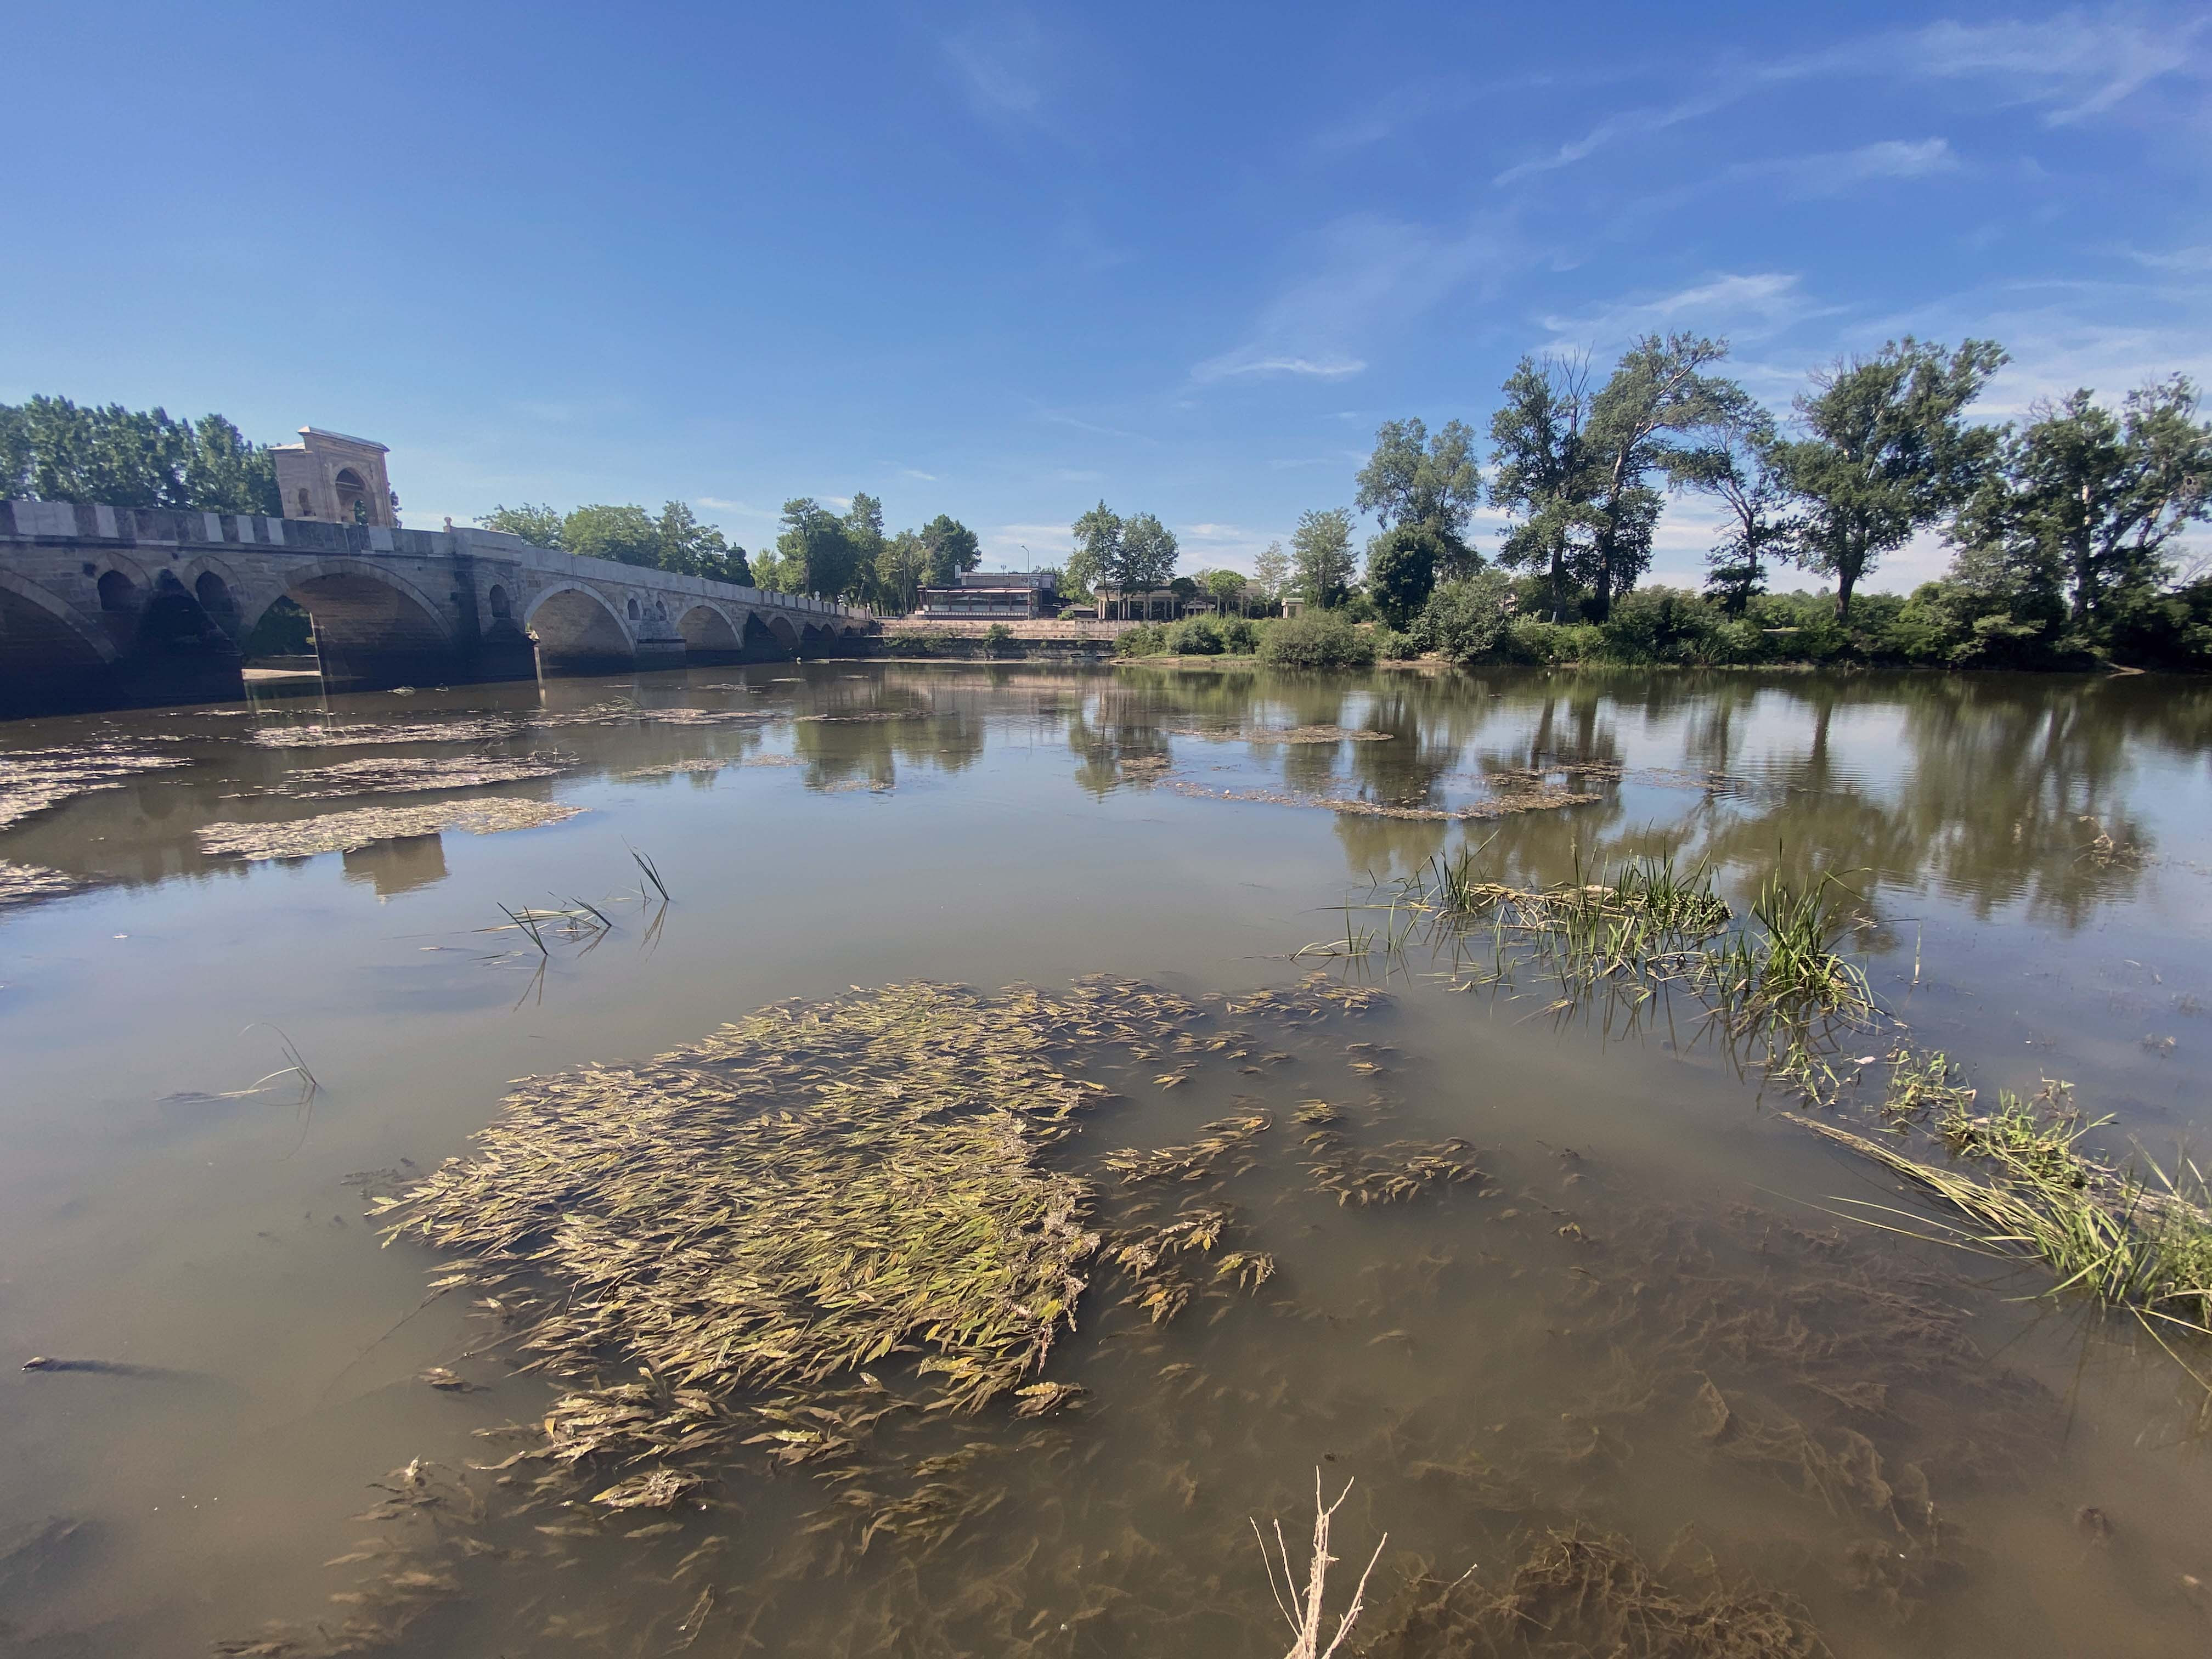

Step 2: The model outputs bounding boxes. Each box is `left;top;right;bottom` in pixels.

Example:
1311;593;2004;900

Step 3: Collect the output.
0;569;120;716
242;556;457;688
180;556;244;637
526;582;635;673
747;612;800;658
800;623;834;656
678;602;743;659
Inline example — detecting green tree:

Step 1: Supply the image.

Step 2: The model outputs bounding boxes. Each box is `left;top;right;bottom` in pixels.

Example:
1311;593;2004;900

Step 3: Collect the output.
1488;354;1594;618
919;514;982;585
1290;507;1357;607
1950;377;2212;627
0;396;280;512
1071;501;1123;594
1365;524;1444;627
654;499;751;585
478;503;566;548
878;527;929;613
775;497;861;598
1770;336;2008;618
1252;541;1291;610
1581;333;1735;618
1119;512;1180;588
842;493;888;604
1202;567;1249;614
1673;391;1795;616
562;503;663;566
1411;569;1515;663
1356;416;1482;573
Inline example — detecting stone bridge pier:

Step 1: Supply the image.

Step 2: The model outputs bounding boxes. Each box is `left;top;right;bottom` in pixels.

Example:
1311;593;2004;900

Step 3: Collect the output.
0;503;875;715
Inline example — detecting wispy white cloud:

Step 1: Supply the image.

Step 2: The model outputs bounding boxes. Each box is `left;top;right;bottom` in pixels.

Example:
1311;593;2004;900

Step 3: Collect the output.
1492;7;2208;187
1722;137;1961;198
695;495;778;520
943;13;1048;123
1193;212;1525;389
2125;244;2212;273
1541;271;1836;347
1494;94;1728;185
1034;406;1154;444
1874;9;2209;124
897;467;939;482
1051;467;1104;483
1192;354;1367;383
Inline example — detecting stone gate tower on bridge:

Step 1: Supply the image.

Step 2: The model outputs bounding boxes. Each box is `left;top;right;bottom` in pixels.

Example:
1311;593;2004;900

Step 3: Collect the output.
271;428;399;528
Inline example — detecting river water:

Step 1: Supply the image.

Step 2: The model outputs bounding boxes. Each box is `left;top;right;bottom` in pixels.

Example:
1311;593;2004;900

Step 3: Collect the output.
2;663;2210;1657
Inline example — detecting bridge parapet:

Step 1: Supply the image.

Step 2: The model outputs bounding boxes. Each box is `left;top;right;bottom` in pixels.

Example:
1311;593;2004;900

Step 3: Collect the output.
0;500;875;715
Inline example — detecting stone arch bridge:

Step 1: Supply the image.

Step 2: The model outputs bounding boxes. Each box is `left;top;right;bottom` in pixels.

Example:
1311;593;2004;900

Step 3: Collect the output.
0;501;874;714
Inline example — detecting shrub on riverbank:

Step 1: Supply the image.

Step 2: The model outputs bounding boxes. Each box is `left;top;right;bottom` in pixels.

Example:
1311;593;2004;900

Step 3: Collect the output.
1259;610;1381;670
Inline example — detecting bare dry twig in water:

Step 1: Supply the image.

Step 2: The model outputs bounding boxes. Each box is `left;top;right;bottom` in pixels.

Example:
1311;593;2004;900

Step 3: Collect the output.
1253;1471;1386;1659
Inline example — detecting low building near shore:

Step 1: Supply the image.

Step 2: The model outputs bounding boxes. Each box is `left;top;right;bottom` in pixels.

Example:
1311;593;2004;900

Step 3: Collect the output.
916;570;1059;619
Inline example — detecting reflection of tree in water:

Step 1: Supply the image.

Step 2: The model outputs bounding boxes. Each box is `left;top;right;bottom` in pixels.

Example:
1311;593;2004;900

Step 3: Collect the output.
1066;685;1173;798
792;711;984;793
1485;674;2199;934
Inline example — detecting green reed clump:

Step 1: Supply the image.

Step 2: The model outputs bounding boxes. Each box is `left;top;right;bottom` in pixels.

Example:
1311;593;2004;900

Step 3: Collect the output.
1701;873;1871;1025
1881;1045;1975;1121
1812;1093;2212;1351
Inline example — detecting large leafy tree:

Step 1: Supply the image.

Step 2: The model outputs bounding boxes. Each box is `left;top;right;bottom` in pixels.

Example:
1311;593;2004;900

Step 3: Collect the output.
654;499;750;585
877;528;928;613
1118;512;1180;588
1070;502;1122;596
1581;333;1735;618
1951;377;2212;626
919;514;982;586
1770;337;2008;618
1201;567;1249;614
1252;541;1291;609
561;503;663;566
773;497;861;599
1;396;280;513
1673;390;1796;616
1365;524;1445;628
1356;417;1482;575
479;503;566;548
1290;507;1357;607
1488;354;1594;618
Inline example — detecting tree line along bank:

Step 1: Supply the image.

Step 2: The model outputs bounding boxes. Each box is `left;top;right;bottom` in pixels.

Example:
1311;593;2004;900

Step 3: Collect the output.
7;328;2206;672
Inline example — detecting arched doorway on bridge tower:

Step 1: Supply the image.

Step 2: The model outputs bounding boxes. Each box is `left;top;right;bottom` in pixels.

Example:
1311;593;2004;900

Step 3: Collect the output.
261;562;456;689
678;604;742;662
0;571;116;716
527;586;635;675
334;468;374;526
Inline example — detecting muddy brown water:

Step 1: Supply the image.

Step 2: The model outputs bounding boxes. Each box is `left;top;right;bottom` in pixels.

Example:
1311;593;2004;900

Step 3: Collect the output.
3;663;2211;1656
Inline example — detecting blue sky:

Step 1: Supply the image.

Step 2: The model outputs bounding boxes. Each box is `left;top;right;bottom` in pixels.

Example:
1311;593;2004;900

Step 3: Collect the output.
5;2;2207;590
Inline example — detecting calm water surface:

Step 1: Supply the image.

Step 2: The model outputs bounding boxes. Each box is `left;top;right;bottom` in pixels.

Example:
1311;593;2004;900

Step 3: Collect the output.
3;662;2211;1656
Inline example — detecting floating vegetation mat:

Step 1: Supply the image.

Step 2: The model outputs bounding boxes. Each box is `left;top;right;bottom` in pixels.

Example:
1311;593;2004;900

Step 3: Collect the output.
270;755;574;799
0;860;82;908
1165;780;1602;821
249;719;528;749
0;744;189;830
1173;724;1396;744
199;798;585;861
